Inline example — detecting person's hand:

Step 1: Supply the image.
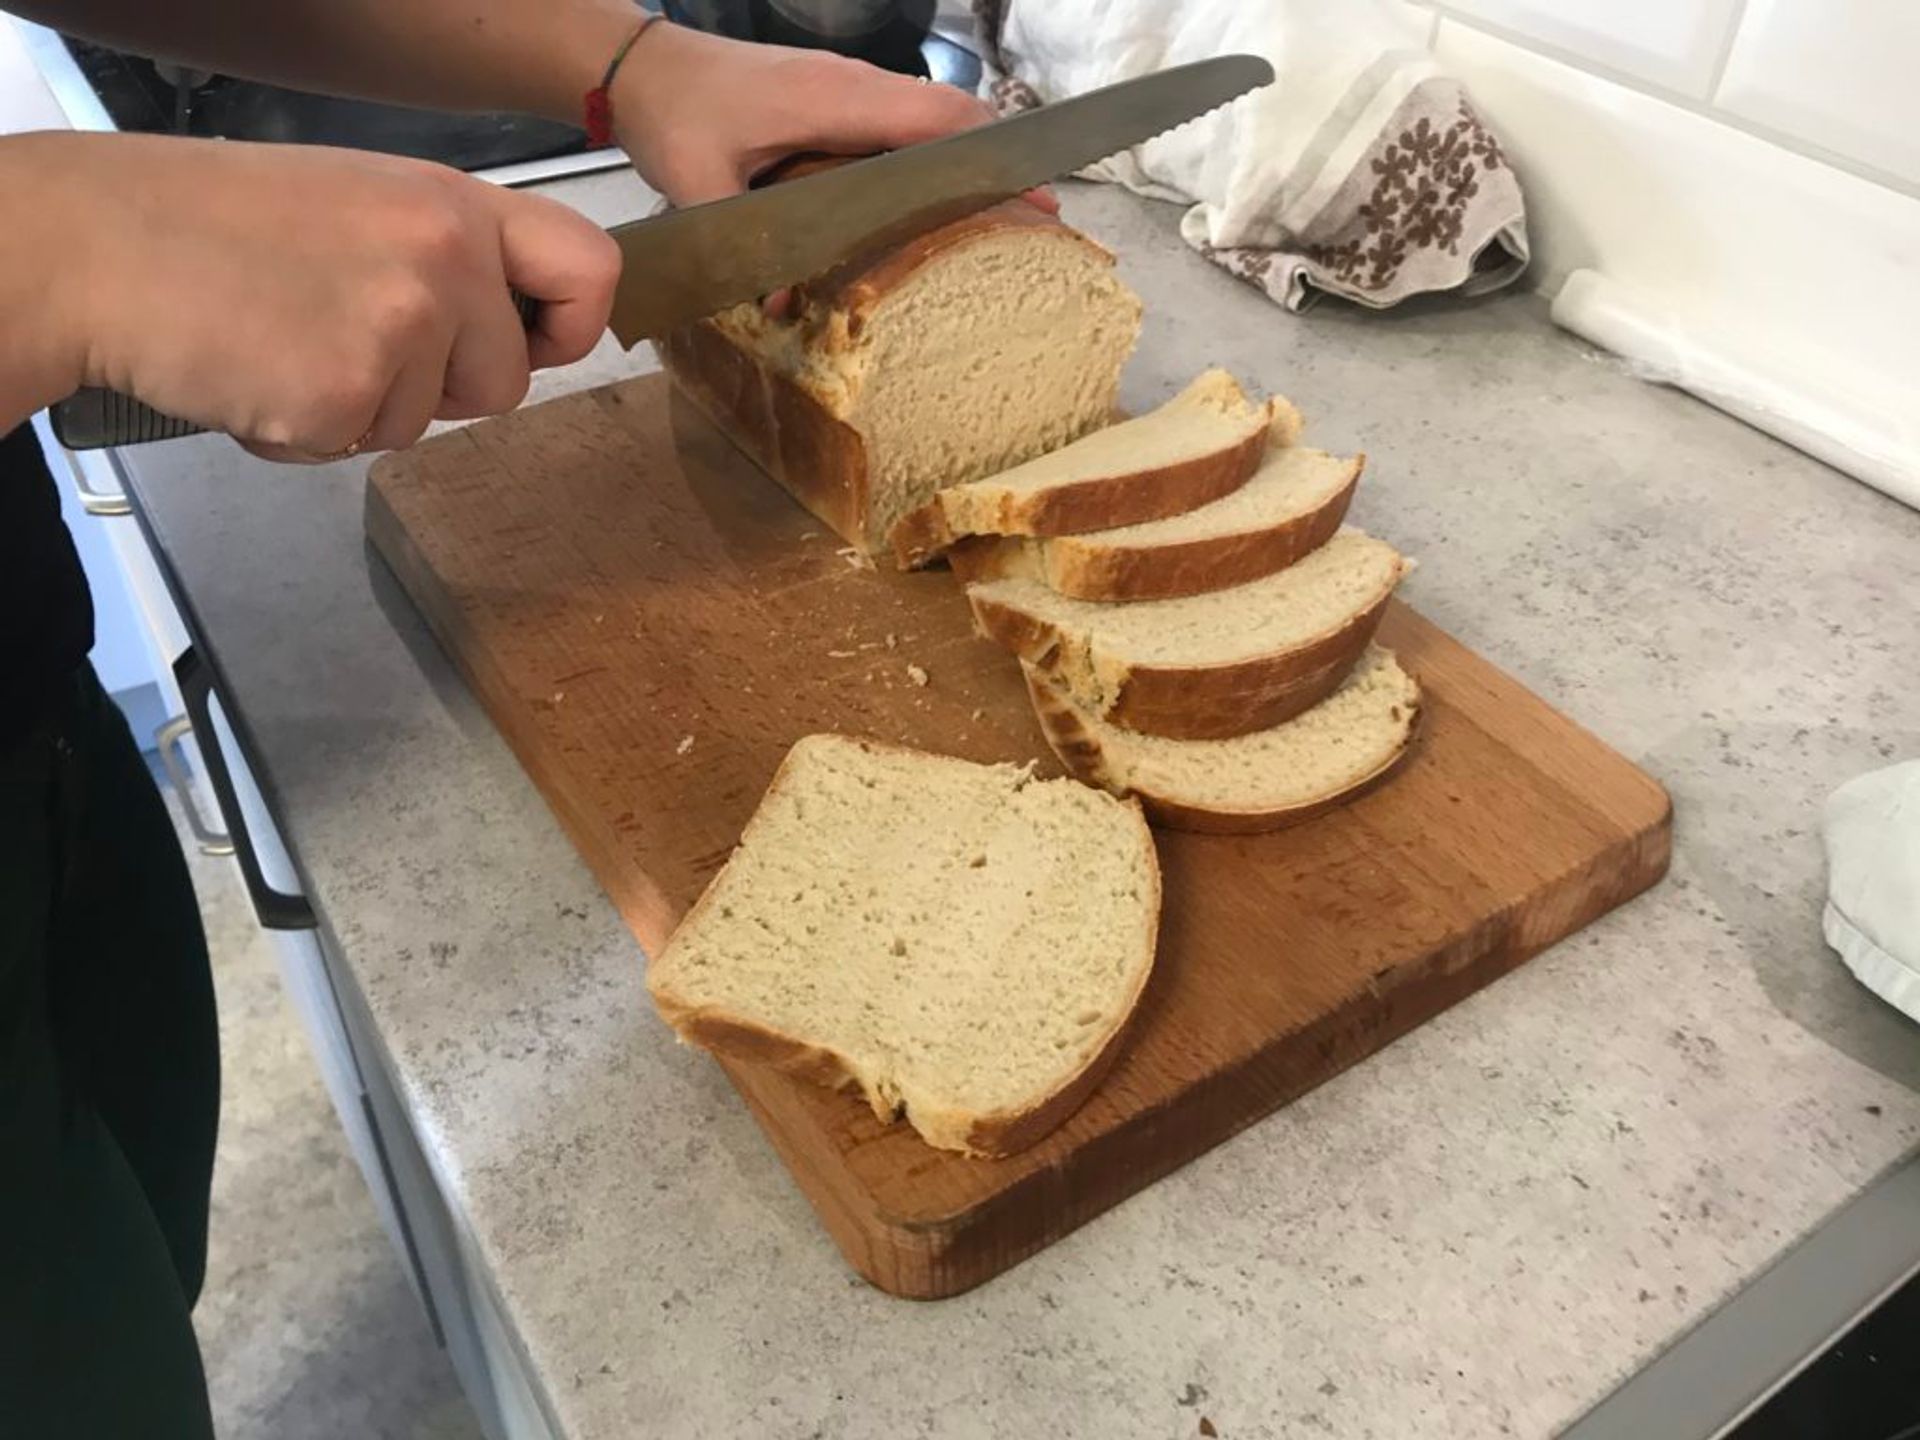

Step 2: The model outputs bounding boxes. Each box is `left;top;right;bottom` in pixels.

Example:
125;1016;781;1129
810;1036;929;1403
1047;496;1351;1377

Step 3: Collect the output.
609;23;1058;213
49;134;618;460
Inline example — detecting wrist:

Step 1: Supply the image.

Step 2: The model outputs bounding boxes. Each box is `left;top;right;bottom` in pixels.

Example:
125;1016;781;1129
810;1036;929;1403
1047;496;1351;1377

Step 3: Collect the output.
522;1;662;129
605;20;721;164
0;133;102;418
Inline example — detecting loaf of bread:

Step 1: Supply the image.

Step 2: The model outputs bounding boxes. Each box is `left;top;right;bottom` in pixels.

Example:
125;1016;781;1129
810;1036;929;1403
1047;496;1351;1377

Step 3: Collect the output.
658;204;1142;555
950;441;1362;601
647;734;1160;1158
968;528;1405;740
1027;646;1421;832
890;369;1294;568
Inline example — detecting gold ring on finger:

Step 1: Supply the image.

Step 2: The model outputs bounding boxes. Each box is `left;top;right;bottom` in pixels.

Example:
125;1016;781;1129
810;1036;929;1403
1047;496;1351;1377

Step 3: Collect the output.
312;427;377;463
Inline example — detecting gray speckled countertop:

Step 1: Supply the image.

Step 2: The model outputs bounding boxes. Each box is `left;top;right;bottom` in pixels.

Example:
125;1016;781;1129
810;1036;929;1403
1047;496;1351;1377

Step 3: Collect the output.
122;171;1920;1440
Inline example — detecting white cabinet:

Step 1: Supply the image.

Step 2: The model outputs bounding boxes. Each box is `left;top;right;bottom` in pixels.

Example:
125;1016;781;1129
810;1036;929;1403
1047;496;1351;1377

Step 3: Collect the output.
29;416;184;751
180;648;557;1440
30;417;240;863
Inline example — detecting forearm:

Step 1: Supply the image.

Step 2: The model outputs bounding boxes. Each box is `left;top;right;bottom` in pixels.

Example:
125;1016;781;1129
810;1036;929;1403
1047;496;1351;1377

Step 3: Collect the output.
0;134;93;432
11;0;642;125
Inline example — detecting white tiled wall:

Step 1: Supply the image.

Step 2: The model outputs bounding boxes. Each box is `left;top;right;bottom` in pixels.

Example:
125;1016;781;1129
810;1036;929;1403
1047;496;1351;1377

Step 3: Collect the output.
1406;0;1919;503
1423;0;1920;191
1432;0;1744;95
1717;0;1920;189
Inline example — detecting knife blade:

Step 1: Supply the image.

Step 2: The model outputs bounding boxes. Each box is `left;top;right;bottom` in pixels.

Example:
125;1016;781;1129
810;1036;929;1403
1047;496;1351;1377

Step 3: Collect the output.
50;53;1273;450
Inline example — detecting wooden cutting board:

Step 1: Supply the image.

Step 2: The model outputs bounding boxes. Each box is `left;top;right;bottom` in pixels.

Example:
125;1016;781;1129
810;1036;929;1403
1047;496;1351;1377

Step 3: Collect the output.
366;373;1671;1299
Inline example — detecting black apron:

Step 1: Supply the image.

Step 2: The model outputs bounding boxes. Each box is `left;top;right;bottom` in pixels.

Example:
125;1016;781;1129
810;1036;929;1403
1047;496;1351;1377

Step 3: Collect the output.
1;420;218;1438
1;423;93;732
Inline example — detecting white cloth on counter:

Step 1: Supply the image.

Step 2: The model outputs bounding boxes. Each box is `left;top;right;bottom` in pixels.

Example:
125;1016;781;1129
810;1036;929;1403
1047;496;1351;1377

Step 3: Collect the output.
971;0;1529;310
1824;759;1920;1024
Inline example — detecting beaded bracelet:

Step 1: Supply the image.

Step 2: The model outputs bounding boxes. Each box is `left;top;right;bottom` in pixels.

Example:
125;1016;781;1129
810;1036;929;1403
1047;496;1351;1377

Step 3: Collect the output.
584;13;662;149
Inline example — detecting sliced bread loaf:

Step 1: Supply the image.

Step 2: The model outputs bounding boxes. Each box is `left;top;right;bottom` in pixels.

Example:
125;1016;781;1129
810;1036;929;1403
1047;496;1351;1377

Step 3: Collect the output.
1027;646;1422;833
968;528;1405;740
647;734;1160;1158
890;369;1299;568
661;203;1142;556
950;443;1363;601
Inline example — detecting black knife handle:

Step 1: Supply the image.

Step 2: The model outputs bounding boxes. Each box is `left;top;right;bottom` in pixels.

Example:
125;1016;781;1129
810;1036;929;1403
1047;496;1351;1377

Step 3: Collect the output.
50;388;204;450
51;289;541;451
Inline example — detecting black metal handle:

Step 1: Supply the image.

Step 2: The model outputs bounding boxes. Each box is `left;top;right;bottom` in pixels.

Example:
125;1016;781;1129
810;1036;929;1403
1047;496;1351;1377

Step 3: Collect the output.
175;646;317;931
53;289;542;451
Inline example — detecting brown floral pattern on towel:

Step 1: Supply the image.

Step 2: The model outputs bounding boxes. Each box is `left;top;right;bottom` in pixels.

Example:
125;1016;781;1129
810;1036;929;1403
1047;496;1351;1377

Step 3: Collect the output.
1188;79;1527;311
986;72;1043;114
1304;99;1510;293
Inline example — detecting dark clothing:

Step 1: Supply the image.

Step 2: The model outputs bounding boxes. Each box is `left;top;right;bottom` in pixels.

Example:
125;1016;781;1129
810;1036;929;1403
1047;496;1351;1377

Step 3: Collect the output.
0;664;219;1434
2;425;94;745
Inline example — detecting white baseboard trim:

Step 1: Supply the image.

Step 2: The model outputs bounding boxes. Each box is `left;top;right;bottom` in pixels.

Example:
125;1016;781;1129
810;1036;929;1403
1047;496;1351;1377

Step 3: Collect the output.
1551;268;1919;514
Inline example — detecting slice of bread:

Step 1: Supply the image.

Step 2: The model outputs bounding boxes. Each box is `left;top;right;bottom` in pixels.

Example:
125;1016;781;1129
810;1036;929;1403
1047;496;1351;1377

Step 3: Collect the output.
647;735;1161;1158
950;443;1363;601
968;529;1405;740
1027;646;1422;833
890;369;1299;568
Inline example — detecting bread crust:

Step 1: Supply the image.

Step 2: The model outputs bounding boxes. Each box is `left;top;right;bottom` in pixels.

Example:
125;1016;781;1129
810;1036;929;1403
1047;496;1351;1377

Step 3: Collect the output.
1023;666;1423;834
948;454;1362;601
657;319;874;547
968;561;1399;740
807;202;1075;339
646;734;1162;1159
658;204;1127;555
656;1003;875;1102
889;412;1274;570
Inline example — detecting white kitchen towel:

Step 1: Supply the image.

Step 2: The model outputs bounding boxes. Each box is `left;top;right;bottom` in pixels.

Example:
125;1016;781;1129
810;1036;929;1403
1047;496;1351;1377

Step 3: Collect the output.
1824;760;1920;1024
971;0;1529;310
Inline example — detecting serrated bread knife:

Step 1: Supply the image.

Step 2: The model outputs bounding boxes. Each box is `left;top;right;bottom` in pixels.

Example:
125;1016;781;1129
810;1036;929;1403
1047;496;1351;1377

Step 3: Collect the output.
50;54;1273;450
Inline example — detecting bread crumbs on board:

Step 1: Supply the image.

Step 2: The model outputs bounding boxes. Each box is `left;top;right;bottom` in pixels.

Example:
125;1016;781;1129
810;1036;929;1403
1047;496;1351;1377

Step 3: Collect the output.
675;735;694;755
906;664;929;687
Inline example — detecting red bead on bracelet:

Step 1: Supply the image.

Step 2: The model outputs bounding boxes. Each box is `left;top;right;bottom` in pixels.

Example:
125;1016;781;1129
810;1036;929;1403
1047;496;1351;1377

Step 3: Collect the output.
584;14;660;149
